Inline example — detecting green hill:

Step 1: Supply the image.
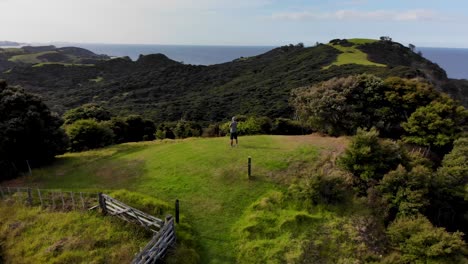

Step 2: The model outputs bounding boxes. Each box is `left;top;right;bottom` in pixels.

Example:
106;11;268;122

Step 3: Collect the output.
1;39;466;121
2;135;349;263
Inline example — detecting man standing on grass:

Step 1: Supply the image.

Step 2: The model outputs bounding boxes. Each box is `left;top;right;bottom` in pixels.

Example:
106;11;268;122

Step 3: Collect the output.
230;116;238;147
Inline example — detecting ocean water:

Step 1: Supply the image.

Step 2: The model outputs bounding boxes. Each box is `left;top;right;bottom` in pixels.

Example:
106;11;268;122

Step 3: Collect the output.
56;43;468;79
418;47;468;80
62;43;274;66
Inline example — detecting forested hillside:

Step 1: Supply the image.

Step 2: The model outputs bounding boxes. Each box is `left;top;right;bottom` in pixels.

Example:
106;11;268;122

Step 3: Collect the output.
1;39;466;122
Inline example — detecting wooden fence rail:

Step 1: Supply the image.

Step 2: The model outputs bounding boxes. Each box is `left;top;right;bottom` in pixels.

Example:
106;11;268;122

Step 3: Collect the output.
132;216;176;264
99;193;165;233
0;186;177;263
98;193;176;263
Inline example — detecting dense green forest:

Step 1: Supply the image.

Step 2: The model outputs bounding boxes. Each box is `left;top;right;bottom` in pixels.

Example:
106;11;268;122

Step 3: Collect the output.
1;39;467;122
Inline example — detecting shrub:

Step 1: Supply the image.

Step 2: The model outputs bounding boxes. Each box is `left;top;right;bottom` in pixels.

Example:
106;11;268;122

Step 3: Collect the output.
379;165;431;218
66;119;114;151
63;103;112;125
307;172;352;205
271;118;309;135
173;120;202;138
124;115;156;142
220;116;272;136
338;128;406;194
385;216;467;263
402;96;467;149
429;137;468;235
202;124;220;137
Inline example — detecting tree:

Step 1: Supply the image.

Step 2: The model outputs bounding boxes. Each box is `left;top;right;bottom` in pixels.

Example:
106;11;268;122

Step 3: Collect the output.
408;44;416;52
385;216;467;264
402;96;467;149
338;128;406;195
291;75;442;137
124;115;156;141
429;137;468;235
380;165;431;218
292;75;390;136
0;80;68;179
63;103;112;125
66;119;114;152
380;36;392;42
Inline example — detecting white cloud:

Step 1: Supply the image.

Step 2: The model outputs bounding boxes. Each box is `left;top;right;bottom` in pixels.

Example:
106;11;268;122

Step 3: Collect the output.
272;9;441;22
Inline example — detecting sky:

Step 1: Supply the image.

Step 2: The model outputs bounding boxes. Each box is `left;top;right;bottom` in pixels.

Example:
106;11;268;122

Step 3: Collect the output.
0;0;467;47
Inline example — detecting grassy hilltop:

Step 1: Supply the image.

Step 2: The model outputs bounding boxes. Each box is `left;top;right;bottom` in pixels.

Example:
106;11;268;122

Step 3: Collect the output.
2;135;348;263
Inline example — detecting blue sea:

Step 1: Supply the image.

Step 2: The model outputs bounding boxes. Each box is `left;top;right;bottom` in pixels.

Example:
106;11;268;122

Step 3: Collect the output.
58;43;468;80
63;43;274;66
418;47;468;80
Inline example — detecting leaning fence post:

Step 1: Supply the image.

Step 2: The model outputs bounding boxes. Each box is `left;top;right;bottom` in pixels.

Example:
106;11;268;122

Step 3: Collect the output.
37;189;43;207
80;192;85;209
175;199;179;224
61;192;65;210
98;193;107;214
51;192;56;209
248;156;252;179
0;186;4;199
70;192;75;210
27;188;33;206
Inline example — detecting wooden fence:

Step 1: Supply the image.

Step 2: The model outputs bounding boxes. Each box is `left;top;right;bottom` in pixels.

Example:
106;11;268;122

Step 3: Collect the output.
0;186;177;263
0;186;98;210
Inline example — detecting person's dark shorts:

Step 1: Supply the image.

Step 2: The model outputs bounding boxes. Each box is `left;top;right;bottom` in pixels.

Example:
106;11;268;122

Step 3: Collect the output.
230;132;238;140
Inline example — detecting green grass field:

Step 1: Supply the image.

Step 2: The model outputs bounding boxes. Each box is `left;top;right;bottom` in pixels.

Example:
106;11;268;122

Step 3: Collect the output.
324;39;385;69
4;135;347;263
33;62;95;67
8;51;59;64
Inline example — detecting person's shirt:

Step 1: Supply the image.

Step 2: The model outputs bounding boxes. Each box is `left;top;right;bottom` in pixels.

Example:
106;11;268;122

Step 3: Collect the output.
230;121;237;133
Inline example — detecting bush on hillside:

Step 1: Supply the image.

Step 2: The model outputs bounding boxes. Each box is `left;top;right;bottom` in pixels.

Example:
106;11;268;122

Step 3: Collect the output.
155;123;176;140
66;119;114;152
384;216;467;264
402;95;467;150
428;137;468;236
220;116;272;136
173;120;202;138
63;103;112;125
379;165;431;218
105;115;156;143
338;128;407;195
291;75;448;138
0;80;68;180
271;118;309;135
124;115;156;141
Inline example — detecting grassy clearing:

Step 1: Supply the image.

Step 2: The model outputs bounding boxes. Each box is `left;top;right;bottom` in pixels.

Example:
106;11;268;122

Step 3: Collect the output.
0;202;148;263
4;135;347;263
347;38;379;45
324;40;385;69
8;51;59;64
33;62;95;67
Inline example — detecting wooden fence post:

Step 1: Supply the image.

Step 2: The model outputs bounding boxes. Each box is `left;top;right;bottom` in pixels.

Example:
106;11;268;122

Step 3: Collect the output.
70;192;75;210
37;189;43;207
248;156;252;179
0;186;4;199
27;188;33;206
61;192;65;210
51;192;56;209
98;193;107;214
175;199;179;224
80;192;85;209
